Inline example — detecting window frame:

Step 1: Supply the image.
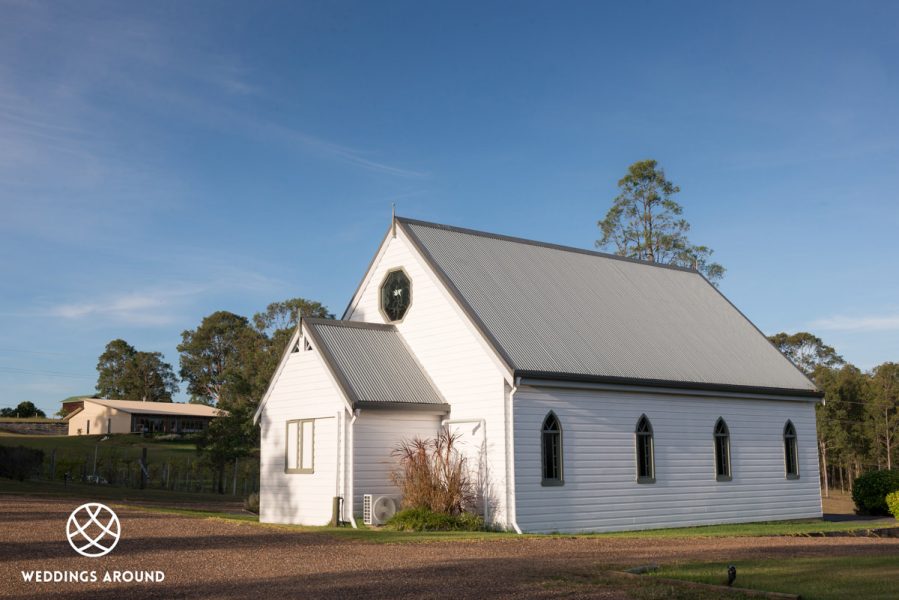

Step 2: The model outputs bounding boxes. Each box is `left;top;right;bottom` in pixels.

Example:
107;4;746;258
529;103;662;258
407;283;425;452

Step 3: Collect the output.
713;417;732;482
635;414;655;484
540;411;564;486
285;418;315;474
378;267;413;323
783;420;799;480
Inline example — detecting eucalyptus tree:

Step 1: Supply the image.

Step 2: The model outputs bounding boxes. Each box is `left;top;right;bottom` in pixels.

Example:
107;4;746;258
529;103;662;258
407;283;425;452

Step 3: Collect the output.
597;159;725;283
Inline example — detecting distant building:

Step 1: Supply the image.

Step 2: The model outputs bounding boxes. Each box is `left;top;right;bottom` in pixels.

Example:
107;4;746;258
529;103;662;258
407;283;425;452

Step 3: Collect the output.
63;397;224;436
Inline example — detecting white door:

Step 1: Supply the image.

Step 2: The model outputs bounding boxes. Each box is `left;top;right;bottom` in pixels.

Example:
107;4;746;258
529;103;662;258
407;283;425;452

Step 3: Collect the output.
446;420;488;516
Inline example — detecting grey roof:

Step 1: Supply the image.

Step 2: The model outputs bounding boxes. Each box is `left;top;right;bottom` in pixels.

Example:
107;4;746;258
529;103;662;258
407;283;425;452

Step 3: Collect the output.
303;318;448;409
398;218;818;397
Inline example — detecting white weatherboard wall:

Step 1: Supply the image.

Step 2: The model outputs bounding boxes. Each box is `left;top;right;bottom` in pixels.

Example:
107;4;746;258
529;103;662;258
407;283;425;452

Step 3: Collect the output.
259;346;344;526
514;386;822;533
353;410;441;513
347;230;511;525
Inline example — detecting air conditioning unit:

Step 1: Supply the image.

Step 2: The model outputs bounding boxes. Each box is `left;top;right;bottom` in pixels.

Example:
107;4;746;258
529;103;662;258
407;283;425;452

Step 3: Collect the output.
362;494;401;526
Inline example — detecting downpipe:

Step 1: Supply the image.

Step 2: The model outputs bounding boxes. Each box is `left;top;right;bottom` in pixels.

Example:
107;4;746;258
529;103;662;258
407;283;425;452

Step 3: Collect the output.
346;409;359;528
507;377;522;534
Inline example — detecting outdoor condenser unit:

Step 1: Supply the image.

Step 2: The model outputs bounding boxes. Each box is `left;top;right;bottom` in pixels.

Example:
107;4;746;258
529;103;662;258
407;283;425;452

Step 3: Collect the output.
362;494;400;526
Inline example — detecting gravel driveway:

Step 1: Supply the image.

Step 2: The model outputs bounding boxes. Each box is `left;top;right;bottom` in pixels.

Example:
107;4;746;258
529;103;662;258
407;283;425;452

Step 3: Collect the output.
3;496;898;599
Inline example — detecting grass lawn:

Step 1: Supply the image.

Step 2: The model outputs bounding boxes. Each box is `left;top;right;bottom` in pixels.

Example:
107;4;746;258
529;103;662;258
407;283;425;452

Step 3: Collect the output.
653;556;899;600
592;517;899;538
0;478;244;507
117;504;516;543
0;432;198;462
119;503;899;544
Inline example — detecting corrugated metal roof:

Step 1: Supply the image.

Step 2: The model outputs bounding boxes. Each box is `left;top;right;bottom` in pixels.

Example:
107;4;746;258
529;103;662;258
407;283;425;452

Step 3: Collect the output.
75;398;225;416
304;318;447;407
399;218;817;395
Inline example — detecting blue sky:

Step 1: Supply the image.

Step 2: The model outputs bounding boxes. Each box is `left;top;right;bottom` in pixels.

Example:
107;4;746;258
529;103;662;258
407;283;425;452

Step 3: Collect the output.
2;1;898;415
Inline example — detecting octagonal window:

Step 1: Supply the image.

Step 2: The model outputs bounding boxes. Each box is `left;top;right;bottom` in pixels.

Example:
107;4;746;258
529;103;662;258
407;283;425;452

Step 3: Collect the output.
380;269;411;322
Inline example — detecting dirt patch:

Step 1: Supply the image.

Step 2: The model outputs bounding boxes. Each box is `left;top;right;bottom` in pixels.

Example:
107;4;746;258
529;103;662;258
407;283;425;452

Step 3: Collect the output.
2;496;899;599
821;490;858;516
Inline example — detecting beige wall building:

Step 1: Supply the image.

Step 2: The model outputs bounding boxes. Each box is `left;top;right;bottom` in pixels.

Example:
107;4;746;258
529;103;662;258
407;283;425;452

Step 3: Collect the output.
63;398;223;436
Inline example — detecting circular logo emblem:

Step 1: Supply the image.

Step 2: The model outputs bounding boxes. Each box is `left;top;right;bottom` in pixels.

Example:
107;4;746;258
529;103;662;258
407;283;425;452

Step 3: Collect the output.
66;503;121;558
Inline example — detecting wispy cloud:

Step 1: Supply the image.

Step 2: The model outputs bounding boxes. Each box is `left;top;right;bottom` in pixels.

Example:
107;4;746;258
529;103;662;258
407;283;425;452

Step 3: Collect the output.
47;287;203;327
42;261;286;328
0;0;425;216
809;313;899;333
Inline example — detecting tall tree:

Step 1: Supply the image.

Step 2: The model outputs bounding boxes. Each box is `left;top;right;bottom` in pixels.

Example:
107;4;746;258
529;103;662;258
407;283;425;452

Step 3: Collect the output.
867;363;899;470
127;351;179;402
96;340;178;401
181;300;333;492
768;332;845;375
196;403;257;494
252;298;333;336
252;298;335;392
178;311;264;408
813;364;870;495
597;159;725;283
96;339;136;398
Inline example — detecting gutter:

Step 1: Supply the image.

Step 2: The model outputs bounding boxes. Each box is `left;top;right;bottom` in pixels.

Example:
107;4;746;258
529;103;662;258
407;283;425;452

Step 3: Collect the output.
516;371;824;402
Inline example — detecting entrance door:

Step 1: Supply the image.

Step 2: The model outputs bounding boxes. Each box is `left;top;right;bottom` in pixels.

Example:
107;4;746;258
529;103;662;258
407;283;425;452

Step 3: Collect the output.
445;420;488;517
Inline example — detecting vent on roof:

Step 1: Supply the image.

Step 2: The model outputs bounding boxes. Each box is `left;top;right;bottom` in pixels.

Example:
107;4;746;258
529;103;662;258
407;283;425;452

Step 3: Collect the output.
304;338;313;351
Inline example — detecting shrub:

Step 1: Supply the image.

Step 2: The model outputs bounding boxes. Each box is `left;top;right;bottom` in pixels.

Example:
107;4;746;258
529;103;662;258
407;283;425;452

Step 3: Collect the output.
887;491;899;520
384;507;485;531
390;428;476;515
244;492;260;514
0;446;44;481
852;469;899;515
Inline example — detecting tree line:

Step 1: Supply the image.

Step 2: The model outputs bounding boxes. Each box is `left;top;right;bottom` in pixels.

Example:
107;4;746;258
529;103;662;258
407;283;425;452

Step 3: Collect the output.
769;332;899;494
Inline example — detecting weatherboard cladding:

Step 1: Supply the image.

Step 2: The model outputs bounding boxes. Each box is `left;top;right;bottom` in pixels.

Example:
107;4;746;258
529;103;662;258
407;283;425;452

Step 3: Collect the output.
399;218;817;395
304;318;446;407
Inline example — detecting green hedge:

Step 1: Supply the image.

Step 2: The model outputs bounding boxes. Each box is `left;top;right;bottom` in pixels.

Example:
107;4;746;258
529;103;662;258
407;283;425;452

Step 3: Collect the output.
852;470;899;516
384;507;485;531
0;446;45;481
886;491;899;520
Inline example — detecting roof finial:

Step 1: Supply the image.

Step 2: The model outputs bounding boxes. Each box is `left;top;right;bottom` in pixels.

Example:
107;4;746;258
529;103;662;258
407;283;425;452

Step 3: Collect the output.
391;202;397;238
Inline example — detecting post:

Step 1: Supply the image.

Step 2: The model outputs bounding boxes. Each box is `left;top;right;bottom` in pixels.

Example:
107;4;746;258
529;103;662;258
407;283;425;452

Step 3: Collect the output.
331;496;342;527
93;445;99;480
49;448;57;481
140;447;148;490
232;459;238;496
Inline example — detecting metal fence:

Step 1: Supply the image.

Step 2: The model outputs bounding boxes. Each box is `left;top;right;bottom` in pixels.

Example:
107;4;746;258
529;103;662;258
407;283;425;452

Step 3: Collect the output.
38;444;259;496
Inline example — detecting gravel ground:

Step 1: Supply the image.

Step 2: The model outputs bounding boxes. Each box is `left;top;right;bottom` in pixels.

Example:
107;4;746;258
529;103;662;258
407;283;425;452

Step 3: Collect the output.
3;496;899;600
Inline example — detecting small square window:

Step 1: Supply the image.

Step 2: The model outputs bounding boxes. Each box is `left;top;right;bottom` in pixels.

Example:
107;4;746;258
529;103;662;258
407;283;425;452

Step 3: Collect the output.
285;419;314;474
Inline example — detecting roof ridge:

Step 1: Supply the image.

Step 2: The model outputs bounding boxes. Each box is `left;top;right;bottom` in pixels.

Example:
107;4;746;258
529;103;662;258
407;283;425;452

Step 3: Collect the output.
304;317;396;331
395;216;701;275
